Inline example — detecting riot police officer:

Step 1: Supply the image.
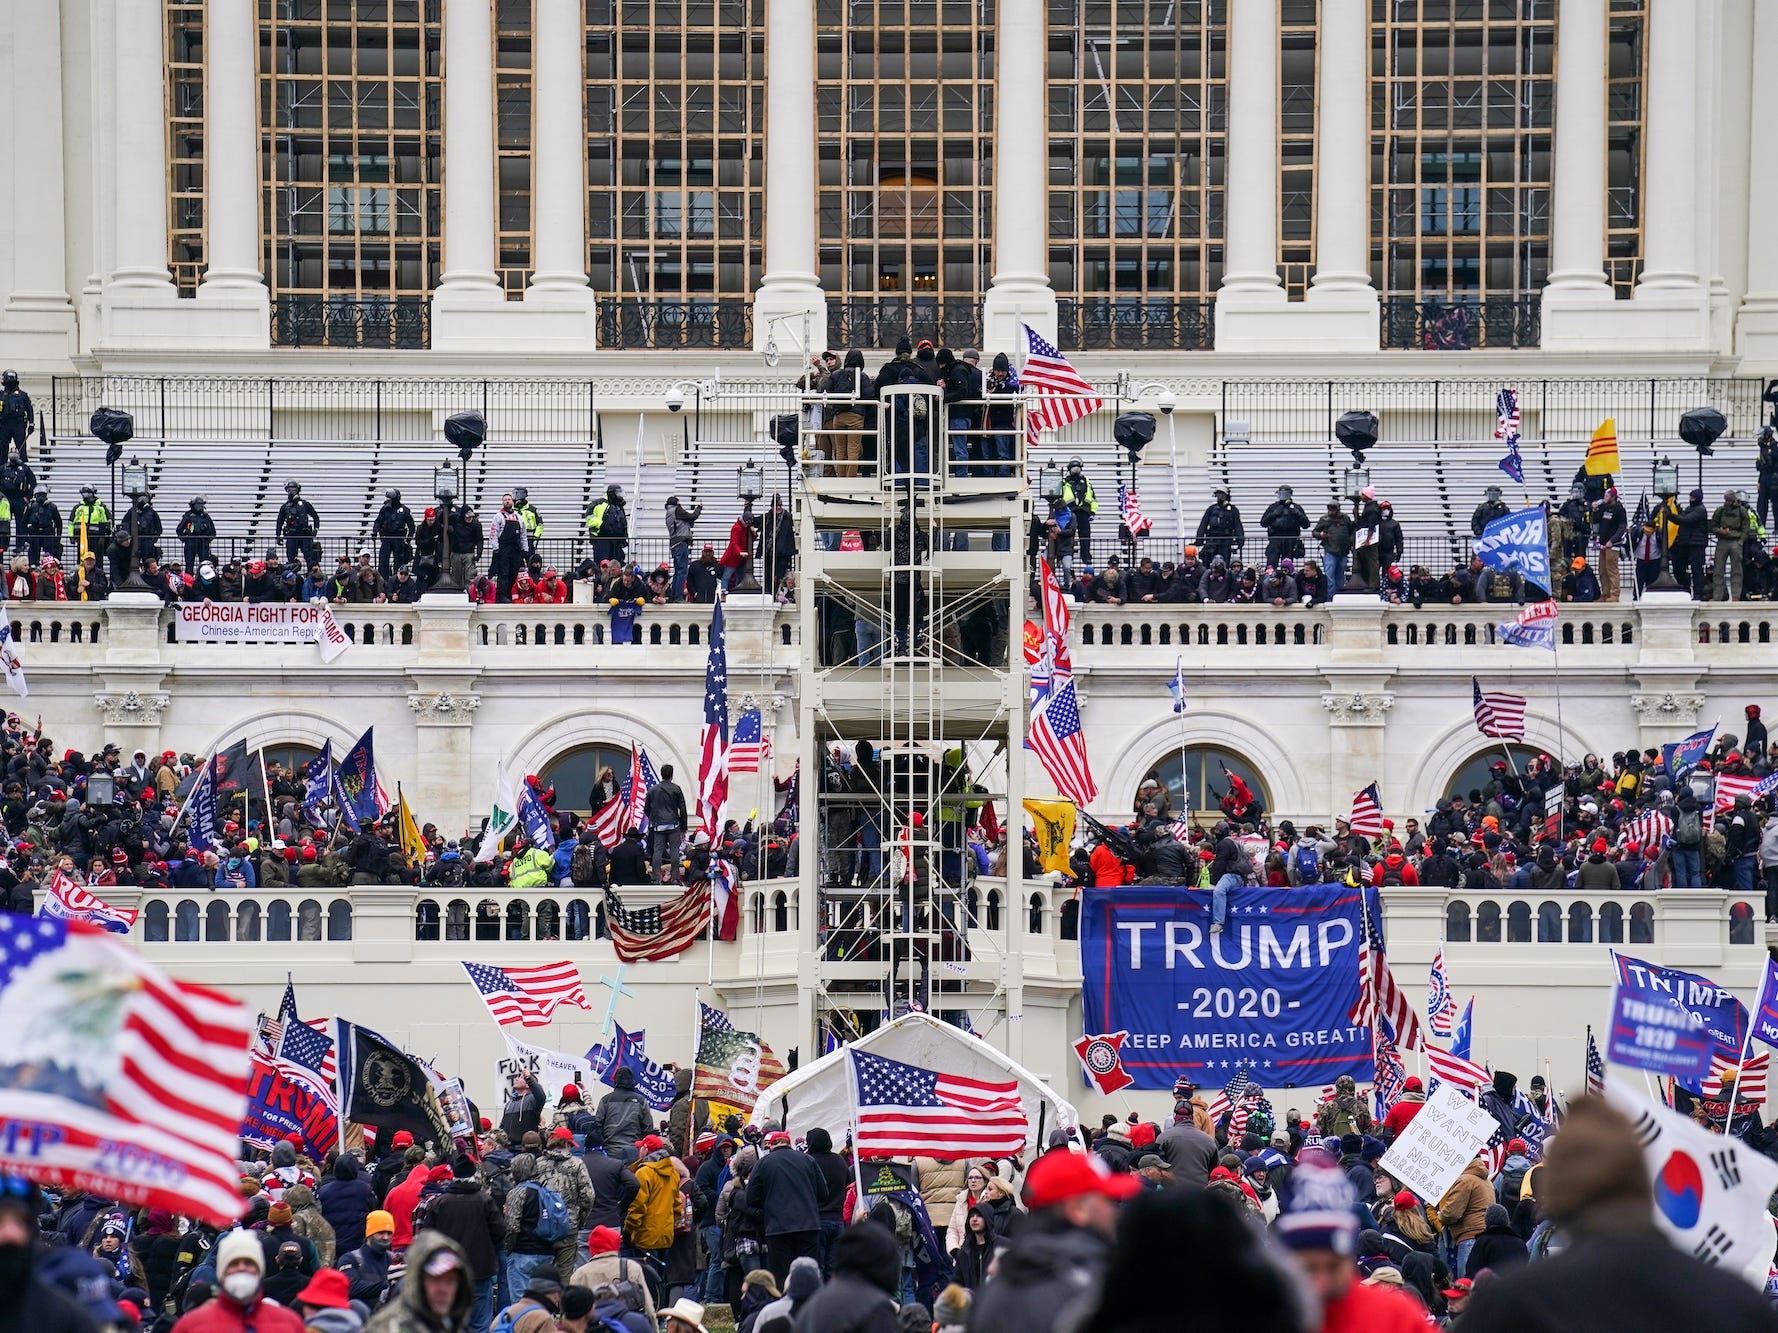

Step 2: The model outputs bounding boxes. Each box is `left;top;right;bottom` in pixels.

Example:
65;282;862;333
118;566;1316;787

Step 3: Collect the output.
1060;458;1099;563
1472;484;1511;538
1194;487;1245;566
1259;484;1310;567
373;488;415;579
21;488;61;565
0;448;36;547
275;479;321;567
68;486;112;564
0;371;31;465
177;496;216;569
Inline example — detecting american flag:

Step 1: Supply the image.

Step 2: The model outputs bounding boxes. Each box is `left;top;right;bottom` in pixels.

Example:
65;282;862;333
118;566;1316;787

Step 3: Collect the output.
1118;485;1152;537
625;746;660;834
1205;1059;1256;1123
274;1016;340;1113
1622;809;1672;849
1228;1091;1262;1141
39;870;137;934
1019;324;1103;447
1713;772;1761;811
1472;677;1528;741
1427;948;1458;1038
1348;782;1385;839
1494;388;1521;443
603;882;712;963
1701;1051;1769;1105
1350;889;1425;1051
697;599;731;837
850;1048;1028;1159
0;916;254;1226
1374;1020;1407;1115
1029;676;1098;807
729;707;766;774
1426;1042;1491;1093
1585;1028;1606;1097
461;960;592;1028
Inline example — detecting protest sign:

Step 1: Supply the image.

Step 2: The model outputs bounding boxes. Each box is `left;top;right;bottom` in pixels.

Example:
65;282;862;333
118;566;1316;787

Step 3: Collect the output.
1379;1083;1497;1204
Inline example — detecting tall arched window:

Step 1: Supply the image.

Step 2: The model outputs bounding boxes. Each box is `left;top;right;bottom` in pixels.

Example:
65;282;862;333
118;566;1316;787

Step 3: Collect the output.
1443;747;1540;804
540;745;639;816
1143;747;1271;820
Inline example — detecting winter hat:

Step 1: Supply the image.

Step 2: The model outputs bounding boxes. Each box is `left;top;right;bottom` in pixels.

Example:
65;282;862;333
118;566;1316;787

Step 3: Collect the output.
1241;1155;1268;1177
587;1225;622;1256
1338;1132;1364;1157
743;1269;780;1299
364;1210;395;1238
1274;1163;1359;1254
785;1256;823;1302
452;1155;477;1179
560;1288;596;1322
1360;1136;1387;1163
1539;1097;1652;1235
266;1202;293;1227
1484;1203;1511;1231
216;1228;266;1277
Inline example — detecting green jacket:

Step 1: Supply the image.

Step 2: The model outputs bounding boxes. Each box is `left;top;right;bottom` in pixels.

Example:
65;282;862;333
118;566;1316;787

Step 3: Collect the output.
1712;502;1751;544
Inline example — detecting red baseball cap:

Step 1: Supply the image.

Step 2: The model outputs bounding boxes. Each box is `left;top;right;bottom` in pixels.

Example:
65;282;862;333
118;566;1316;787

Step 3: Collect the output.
1022;1147;1141;1210
550;1125;574;1142
391;1130;414;1148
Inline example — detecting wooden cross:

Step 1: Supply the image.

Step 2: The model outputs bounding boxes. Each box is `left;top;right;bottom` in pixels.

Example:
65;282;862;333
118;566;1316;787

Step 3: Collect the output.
594;965;636;1037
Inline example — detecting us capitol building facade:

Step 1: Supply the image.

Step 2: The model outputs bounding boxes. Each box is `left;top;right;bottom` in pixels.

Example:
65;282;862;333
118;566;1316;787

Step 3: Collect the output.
0;0;1772;1115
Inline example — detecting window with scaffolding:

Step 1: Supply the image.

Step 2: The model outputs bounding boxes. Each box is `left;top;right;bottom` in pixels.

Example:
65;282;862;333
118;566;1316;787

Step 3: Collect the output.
1369;0;1555;309
816;0;996;345
1045;0;1225;347
585;0;765;305
1605;0;1648;296
258;0;445;345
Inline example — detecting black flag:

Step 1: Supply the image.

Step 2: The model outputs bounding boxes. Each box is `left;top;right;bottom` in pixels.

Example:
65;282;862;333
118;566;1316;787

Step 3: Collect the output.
337;1020;452;1149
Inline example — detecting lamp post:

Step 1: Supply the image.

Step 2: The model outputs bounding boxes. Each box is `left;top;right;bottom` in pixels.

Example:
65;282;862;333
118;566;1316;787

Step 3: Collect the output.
431;463;460;592
119;456;152;591
1334;410;1378;593
735;459;765;592
86;771;114;808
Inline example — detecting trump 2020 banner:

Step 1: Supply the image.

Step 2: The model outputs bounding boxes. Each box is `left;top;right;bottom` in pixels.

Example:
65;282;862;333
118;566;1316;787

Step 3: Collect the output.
1079;883;1371;1088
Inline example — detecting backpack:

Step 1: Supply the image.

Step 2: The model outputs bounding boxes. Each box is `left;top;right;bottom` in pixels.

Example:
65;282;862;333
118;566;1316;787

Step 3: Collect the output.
570;841;604;887
1291;842;1320;884
491;1301;550;1333
1381;863;1405;888
1674;807;1703;846
523;1178;572;1243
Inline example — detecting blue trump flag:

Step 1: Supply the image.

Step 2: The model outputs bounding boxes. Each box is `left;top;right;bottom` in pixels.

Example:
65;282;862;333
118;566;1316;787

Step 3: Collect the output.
1661;724;1717;781
1450;996;1474;1061
1609;953;1741;1084
302;740;335;824
1078;882;1372;1088
585;1024;676;1111
1473;505;1551;590
336;726;381;825
1751;954;1778;1051
517;783;557;851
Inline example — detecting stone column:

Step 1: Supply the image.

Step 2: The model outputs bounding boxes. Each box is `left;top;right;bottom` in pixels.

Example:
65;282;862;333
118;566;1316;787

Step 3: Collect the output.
1543;0;1611;297
1301;0;1378;345
752;0;827;353
525;0;594;306
194;0;272;344
1637;0;1701;292
438;0;499;292
1213;0;1289;348
981;0;1057;348
1736;0;1778;355
1;0;78;360
106;0;176;295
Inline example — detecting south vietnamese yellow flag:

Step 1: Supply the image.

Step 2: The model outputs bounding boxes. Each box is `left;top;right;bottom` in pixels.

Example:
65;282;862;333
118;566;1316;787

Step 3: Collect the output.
1023;798;1077;874
1584;418;1621;476
397;784;427;864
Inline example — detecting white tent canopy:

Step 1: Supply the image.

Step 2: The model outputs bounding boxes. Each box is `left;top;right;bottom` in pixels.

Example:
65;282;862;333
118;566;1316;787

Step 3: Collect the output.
748;1013;1079;1157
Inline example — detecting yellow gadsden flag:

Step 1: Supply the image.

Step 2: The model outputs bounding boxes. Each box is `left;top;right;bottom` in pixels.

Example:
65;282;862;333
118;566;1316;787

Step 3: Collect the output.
1023;798;1077;874
397;785;427;864
1584;418;1621;476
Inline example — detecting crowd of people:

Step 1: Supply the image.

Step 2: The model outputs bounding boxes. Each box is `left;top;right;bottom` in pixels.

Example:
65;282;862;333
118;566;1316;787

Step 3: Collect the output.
8;1066;1776;1333
1067;703;1778;926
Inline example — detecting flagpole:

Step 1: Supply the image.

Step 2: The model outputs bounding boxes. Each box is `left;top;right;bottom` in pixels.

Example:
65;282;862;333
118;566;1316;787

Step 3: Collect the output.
845;1046;868;1221
1723;1004;1758;1133
258;746;276;837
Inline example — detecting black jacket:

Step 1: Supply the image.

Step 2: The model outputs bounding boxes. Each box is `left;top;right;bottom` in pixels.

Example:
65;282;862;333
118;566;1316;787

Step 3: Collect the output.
969;1222;1109;1333
610;836;650;884
744;1144;830;1236
319;1153;378;1252
582;1151;640;1231
426;1178;505;1280
790;1222;901;1333
595;1086;652;1149
644;779;687;830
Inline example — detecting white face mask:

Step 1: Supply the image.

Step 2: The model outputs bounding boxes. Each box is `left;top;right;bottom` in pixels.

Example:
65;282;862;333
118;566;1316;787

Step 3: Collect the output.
222;1271;261;1302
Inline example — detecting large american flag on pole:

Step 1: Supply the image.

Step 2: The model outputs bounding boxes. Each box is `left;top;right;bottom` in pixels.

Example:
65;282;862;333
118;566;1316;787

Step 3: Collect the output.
461;961;592;1028
1426;1041;1491;1093
1349;889;1425;1051
849;1048;1029;1159
260;978;338;1109
1019;324;1103;446
697;599;731;837
603;883;712;963
1347;782;1385;839
1030;677;1098;807
0;915;254;1226
1472;677;1528;741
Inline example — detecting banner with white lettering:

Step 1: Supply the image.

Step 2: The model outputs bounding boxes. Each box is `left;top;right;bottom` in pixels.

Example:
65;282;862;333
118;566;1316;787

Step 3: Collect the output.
1379;1083;1497;1204
495;1033;595;1110
173;602;348;650
1078;883;1371;1088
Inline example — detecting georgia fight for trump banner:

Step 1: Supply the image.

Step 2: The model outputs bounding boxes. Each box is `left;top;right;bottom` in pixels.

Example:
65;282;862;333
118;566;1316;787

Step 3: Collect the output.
1079;883;1372;1088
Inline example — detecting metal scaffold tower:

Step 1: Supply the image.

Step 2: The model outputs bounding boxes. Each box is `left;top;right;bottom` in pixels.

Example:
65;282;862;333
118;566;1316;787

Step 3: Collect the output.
790;380;1033;1061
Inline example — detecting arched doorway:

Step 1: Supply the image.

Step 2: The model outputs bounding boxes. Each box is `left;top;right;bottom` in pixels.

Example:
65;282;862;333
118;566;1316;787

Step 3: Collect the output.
540;744;638;816
1142;746;1270;821
1443;745;1540;803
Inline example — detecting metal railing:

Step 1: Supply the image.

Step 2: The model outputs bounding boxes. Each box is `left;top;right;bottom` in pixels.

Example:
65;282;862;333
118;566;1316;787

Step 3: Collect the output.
597;298;754;349
1057;298;1213;351
1380;295;1542;350
270;298;431;350
826;300;984;351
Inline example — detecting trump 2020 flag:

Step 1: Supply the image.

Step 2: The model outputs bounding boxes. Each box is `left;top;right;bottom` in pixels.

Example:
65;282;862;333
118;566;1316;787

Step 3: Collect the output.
1605;1078;1778;1286
0;915;254;1225
39;870;138;934
1662;725;1718;782
302;740;335;825
1750;954;1778;1052
585;1024;677;1112
336;727;382;826
517;784;557;851
1473;505;1550;590
1168;657;1187;713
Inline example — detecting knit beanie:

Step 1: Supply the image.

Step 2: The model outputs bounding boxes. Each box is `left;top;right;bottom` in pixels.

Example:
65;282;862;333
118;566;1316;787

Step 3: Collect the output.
933;1282;972;1329
1274;1163;1358;1254
216;1229;266;1277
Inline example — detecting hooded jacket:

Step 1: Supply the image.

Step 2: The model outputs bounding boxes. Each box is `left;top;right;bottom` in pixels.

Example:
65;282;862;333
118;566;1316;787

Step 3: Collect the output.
281;1183;336;1268
665;1066;706;1157
967;1217;1109;1333
424;1176;505;1281
790;1219;901;1333
384;1165;430;1248
624;1154;683;1251
596;1070;651;1147
1438;1159;1497;1242
363;1233;474;1333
